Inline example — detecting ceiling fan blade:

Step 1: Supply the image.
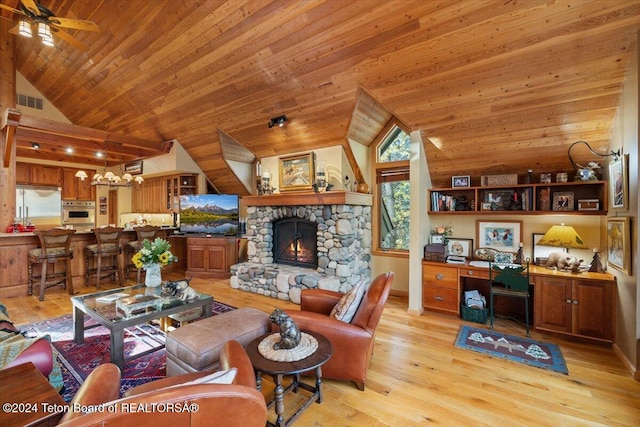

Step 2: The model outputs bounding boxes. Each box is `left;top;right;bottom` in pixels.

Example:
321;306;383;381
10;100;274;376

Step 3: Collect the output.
0;3;26;16
52;27;89;51
49;17;99;32
21;0;41;16
8;24;20;35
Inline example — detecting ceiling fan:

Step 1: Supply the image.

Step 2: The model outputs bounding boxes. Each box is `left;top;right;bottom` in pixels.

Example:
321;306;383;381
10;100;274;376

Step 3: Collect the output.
0;0;99;51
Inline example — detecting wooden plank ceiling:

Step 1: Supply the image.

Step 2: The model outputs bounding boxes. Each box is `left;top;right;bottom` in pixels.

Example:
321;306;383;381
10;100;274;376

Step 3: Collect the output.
3;0;639;194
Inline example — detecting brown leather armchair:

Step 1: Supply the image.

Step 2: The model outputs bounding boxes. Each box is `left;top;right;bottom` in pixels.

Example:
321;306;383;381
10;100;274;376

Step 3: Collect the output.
282;271;394;391
57;340;267;427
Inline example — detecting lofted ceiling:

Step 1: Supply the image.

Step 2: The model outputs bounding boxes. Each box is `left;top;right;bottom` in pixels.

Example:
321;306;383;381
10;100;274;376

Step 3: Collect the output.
2;0;639;194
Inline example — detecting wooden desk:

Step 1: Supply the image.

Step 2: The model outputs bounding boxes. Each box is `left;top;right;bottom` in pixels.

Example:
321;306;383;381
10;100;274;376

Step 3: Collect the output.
422;260;617;343
0;362;66;427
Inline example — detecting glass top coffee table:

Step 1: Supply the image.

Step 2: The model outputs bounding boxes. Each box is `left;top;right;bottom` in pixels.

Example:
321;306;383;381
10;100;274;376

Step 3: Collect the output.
71;283;212;369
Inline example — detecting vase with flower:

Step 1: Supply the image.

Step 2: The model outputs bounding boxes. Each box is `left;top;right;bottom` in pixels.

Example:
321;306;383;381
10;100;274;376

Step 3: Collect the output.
430;225;452;245
131;237;176;287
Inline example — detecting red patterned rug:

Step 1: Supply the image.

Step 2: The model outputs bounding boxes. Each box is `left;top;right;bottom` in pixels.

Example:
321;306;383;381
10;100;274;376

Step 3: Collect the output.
19;300;235;402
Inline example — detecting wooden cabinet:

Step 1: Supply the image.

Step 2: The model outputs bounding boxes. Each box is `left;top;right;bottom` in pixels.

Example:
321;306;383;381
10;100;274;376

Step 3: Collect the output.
422;261;460;315
429;180;607;215
131;177;166;213
186;236;238;279
15;162;62;186
15;162;30;184
534;275;615;343
422;261;616;343
166;174;198;211
131;173;198;213
62;168;95;200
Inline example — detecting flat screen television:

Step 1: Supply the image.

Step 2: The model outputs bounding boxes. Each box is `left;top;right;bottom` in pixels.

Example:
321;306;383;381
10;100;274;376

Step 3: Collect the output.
179;194;239;235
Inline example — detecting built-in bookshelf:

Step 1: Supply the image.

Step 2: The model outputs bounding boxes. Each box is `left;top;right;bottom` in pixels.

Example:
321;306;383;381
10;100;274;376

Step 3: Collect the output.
429;181;607;215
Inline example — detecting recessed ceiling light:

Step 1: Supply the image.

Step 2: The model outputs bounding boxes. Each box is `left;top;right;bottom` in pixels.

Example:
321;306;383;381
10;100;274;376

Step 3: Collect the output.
96;151;104;158
66;147;74;154
31;142;40;149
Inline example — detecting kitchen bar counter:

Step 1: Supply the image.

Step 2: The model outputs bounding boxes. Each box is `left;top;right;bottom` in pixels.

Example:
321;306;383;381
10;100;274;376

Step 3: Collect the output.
0;228;185;299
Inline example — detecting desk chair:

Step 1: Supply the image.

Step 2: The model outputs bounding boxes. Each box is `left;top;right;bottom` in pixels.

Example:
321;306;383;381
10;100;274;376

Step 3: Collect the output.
85;226;124;289
28;228;76;301
125;225;161;283
489;259;531;337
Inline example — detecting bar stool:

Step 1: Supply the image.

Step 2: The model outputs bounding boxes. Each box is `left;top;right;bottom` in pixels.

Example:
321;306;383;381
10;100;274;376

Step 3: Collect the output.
85;226;124;289
28;228;76;301
125;225;161;283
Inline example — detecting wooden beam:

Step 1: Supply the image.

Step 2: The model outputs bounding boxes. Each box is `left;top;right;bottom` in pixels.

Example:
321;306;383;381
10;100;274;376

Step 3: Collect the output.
2;108;20;168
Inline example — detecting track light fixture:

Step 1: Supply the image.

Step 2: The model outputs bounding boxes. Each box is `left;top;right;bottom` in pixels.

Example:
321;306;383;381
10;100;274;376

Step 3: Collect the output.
268;115;288;128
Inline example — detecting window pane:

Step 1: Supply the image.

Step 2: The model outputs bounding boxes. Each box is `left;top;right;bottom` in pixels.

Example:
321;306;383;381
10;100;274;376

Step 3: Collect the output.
379;180;410;250
378;127;410;162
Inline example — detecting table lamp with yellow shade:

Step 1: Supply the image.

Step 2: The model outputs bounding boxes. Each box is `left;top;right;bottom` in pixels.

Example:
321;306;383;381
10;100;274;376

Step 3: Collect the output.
537;223;604;273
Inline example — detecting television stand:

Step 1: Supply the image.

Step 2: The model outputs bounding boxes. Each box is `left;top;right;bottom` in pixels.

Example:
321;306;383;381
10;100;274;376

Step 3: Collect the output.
186;236;239;278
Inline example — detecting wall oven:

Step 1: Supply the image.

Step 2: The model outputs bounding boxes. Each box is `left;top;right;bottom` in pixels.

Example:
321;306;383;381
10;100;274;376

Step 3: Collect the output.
62;200;96;230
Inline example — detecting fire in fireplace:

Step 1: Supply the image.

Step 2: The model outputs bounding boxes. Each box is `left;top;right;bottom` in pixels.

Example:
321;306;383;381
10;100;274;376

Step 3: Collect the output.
273;218;318;268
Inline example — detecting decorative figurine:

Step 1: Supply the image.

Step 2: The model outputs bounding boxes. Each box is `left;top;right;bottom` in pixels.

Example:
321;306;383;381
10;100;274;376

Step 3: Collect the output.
269;308;301;350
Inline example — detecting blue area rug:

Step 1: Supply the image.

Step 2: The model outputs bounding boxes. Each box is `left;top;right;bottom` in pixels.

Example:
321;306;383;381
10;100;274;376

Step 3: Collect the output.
454;325;568;374
20;300;236;402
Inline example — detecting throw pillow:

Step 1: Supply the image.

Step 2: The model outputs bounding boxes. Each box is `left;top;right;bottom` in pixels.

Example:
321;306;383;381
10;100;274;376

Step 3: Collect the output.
164;368;238;390
330;279;368;323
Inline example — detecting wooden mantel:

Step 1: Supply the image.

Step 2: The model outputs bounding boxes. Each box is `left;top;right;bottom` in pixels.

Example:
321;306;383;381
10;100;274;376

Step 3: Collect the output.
242;191;373;207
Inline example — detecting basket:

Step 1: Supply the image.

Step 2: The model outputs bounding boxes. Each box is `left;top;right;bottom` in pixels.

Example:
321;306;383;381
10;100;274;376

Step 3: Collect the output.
461;304;488;324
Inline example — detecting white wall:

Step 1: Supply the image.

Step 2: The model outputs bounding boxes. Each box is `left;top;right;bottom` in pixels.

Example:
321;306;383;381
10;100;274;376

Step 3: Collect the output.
258;146;355;192
608;35;639;370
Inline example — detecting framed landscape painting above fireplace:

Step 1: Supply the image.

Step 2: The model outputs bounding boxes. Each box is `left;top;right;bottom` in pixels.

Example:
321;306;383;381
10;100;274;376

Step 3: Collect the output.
279;152;314;191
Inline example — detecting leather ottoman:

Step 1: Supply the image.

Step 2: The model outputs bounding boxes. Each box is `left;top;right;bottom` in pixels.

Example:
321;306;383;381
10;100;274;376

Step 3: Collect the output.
165;307;271;376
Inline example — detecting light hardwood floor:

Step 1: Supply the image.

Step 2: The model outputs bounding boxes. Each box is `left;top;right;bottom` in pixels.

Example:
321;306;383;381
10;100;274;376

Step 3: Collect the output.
5;274;640;427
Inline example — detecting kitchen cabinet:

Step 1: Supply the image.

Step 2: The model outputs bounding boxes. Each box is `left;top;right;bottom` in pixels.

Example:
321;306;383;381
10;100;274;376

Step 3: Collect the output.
62;168;95;200
534;275;615;343
131;173;198;213
131;177;166;213
186;236;238;279
16;162;62;187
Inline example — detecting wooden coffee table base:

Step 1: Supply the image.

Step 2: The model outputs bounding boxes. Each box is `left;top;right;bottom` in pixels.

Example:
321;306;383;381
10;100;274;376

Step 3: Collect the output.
247;331;332;427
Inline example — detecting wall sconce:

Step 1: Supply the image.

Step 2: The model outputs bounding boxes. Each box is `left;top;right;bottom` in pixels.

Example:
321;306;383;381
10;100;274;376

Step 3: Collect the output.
568;141;621;181
268;115;288;128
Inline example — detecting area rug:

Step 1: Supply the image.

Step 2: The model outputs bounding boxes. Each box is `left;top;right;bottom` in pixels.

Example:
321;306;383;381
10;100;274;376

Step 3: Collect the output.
19;300;236;402
454;325;568;374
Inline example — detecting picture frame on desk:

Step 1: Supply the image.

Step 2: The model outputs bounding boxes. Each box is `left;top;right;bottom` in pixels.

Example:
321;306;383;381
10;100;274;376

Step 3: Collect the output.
607;217;630;274
476;220;521;253
532;232;566;265
447;238;473;258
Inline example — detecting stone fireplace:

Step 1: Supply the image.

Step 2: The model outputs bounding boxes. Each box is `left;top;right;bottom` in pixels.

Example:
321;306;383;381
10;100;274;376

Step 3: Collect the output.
230;191;373;304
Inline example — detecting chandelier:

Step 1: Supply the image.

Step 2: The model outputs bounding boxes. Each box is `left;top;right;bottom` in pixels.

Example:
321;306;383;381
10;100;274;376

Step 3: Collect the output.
74;164;144;187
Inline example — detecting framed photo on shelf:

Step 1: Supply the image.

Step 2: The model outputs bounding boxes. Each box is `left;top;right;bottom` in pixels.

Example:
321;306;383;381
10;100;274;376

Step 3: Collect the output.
447;238;473;258
609;154;628;210
607;217;631;274
451;175;470;188
476;220;522;253
278;152;314;192
552;192;574;211
532;232;566;265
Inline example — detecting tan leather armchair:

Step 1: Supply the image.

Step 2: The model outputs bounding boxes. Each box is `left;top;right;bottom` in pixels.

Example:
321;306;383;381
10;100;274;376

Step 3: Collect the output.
282;271;394;391
58;340;267;427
